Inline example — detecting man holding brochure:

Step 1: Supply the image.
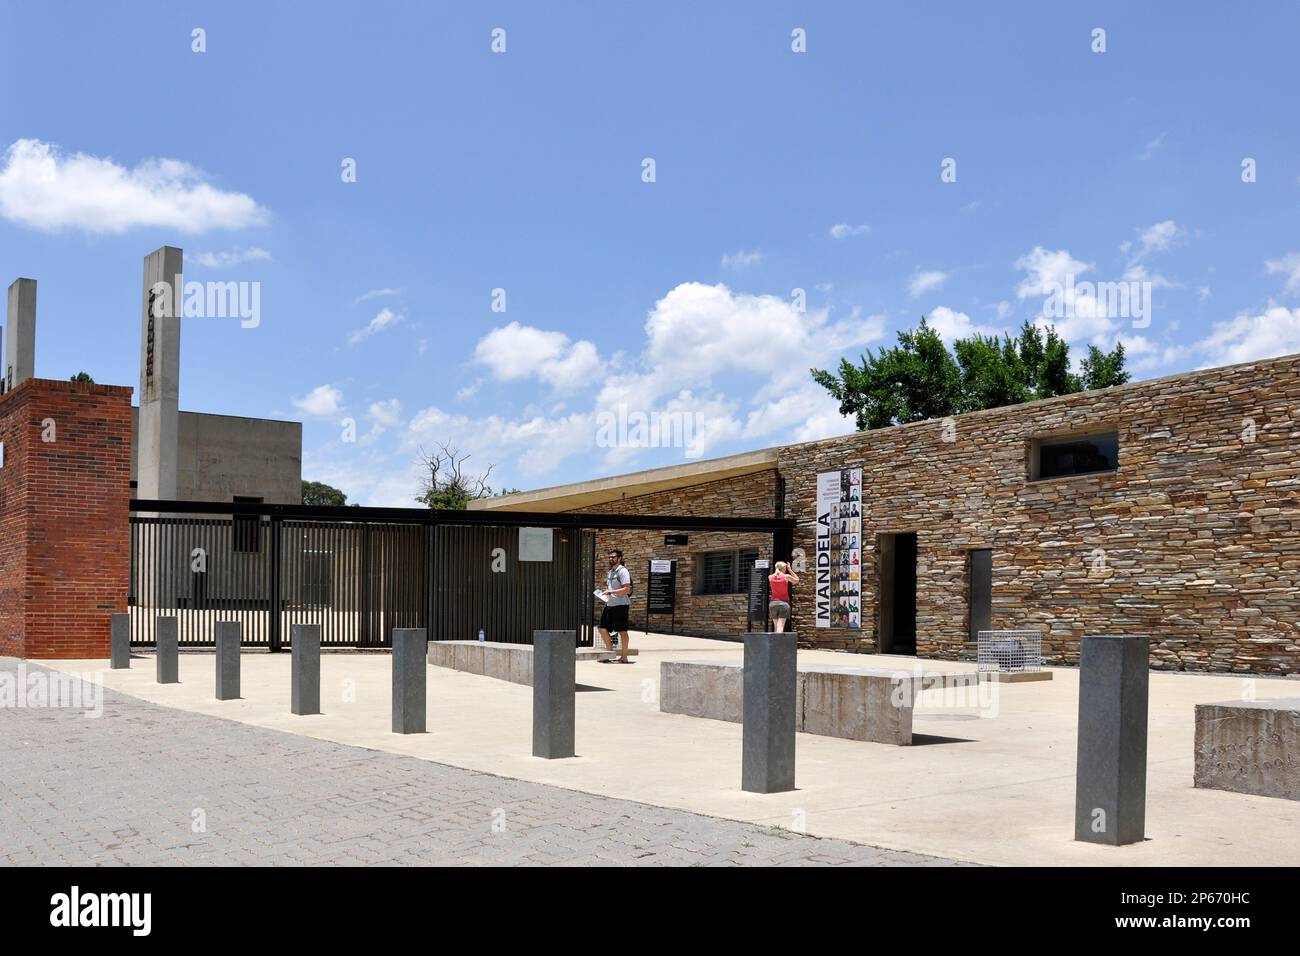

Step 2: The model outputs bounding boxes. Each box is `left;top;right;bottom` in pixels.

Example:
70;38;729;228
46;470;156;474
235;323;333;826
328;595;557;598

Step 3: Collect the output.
596;549;633;663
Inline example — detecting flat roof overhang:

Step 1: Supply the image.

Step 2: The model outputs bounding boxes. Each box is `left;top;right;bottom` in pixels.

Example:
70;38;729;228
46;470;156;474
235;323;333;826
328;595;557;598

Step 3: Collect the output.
466;447;781;513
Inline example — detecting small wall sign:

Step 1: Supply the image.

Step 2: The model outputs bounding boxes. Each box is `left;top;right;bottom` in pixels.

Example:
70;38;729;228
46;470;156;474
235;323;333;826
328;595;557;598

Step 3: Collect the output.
518;526;554;562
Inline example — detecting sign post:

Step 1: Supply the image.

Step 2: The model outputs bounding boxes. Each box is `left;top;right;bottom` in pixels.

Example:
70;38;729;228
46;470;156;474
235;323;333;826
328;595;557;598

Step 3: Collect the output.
747;560;771;632
646;559;677;634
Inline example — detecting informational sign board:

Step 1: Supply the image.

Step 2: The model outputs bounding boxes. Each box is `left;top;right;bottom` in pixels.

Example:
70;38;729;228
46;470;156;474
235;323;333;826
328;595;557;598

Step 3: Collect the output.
815;467;863;629
747;566;770;625
664;534;689;546
518;527;554;562
647;559;676;615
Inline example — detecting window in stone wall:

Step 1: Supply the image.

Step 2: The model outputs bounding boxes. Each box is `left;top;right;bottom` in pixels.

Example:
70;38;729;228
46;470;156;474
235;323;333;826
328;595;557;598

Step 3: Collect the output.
1030;431;1119;481
695;547;761;595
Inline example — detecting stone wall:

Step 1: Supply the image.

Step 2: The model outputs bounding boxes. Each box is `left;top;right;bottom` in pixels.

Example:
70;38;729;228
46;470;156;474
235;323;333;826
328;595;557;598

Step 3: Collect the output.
571;471;779;639
0;379;132;658
779;353;1300;673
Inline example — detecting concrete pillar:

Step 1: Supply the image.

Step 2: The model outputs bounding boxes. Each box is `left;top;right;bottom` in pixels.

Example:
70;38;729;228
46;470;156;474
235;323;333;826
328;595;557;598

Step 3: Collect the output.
155;616;178;684
1075;634;1149;846
532;630;576;759
742;631;797;793
290;623;321;715
5;278;36;392
136;247;182;502
215;621;241;701
110;614;131;669
391;628;427;734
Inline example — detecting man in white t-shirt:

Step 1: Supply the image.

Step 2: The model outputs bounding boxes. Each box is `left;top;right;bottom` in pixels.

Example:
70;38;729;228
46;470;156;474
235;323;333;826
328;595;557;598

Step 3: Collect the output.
597;548;633;663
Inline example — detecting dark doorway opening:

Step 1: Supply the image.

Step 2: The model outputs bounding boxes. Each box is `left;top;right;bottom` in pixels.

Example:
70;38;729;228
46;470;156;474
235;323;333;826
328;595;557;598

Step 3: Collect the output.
968;548;992;643
877;532;917;654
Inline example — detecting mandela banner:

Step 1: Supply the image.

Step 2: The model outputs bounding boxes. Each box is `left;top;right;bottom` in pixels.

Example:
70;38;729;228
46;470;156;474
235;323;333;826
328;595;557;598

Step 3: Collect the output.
815;467;863;628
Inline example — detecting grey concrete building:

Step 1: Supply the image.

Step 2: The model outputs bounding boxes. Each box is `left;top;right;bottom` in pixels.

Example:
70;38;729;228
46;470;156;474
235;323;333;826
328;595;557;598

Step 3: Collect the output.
129;407;301;504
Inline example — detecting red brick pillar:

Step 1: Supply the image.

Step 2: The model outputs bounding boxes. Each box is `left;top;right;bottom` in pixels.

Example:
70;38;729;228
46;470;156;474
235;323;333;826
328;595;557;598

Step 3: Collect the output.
0;379;133;658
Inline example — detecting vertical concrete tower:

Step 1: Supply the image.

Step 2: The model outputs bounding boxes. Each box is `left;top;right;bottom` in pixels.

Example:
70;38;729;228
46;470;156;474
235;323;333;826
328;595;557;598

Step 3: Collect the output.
137;247;183;501
5;278;37;393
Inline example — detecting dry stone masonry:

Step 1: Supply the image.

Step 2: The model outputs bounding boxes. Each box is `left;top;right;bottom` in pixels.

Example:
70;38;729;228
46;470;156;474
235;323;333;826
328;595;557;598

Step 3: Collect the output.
573;353;1300;674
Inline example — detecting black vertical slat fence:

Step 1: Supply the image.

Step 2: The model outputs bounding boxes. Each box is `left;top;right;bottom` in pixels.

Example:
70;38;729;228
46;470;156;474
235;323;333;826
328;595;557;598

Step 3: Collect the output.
129;515;592;648
127;502;790;649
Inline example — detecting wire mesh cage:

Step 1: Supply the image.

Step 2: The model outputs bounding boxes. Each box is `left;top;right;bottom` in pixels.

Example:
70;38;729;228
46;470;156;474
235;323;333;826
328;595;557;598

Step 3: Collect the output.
977;629;1043;673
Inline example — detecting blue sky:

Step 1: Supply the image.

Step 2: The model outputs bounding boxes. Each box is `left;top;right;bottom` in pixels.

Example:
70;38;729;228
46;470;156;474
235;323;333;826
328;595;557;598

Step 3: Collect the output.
2;1;1298;505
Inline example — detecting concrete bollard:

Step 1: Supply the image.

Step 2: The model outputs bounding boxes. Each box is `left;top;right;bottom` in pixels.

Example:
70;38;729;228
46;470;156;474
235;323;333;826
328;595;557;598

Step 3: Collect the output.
215;621;241;701
532;630;576;759
110;614;130;669
155;616;179;684
1075;634;1149;846
291;623;321;716
742;631;797;793
391;628;427;734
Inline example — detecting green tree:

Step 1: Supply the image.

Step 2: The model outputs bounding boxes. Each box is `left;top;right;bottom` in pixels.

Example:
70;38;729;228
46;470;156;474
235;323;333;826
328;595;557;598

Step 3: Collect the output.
1014;322;1075;399
301;480;348;506
812;317;1129;430
953;333;1029;413
69;371;95;383
1078;341;1130;391
811;318;961;429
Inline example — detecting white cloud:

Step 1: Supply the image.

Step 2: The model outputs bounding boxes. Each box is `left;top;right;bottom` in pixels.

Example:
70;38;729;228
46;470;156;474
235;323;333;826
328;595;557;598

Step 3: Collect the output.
721;250;763;269
1137;133;1166;161
1015;246;1093;299
353;287;403;305
1122;263;1177;290
925;305;1004;343
447;283;884;478
292;384;344;417
1130;219;1184;261
406;404;597;477
348;307;404;345
311;282;888;501
829;223;870;240
1196;305;1300;366
473;321;602;391
1119;335;1190;372
1014;247;1120;342
368;399;402;427
191;247;272;268
0;138;267;234
1265;252;1300;296
907;270;948;299
744;379;855;444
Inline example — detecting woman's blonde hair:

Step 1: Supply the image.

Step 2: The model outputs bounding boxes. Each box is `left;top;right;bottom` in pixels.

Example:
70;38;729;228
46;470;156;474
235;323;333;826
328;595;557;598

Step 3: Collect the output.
773;560;790;574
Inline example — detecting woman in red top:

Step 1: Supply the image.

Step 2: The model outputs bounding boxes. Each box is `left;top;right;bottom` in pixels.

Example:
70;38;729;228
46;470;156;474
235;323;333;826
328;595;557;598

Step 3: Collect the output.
768;561;799;633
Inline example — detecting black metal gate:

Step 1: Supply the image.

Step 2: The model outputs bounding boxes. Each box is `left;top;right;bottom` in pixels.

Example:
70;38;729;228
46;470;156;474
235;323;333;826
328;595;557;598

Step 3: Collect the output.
128;499;792;649
130;511;599;648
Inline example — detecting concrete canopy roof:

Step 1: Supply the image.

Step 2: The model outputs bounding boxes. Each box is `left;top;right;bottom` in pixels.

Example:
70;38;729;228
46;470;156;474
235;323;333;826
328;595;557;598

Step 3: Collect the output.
468;447;781;512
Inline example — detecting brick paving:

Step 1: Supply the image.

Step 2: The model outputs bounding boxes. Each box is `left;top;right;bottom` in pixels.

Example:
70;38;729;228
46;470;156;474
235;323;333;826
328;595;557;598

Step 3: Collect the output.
0;659;969;867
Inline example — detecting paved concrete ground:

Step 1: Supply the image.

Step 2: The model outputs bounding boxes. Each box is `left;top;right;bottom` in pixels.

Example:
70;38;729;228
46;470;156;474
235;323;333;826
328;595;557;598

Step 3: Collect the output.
43;633;1300;867
0;659;962;867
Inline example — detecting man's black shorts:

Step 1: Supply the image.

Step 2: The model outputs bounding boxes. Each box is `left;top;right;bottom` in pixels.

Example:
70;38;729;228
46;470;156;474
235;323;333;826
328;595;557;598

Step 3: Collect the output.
600;603;630;632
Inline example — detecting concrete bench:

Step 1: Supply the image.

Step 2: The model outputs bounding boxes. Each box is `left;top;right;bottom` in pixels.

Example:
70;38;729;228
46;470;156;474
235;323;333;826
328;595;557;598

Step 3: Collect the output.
1194;698;1299;801
428;640;637;687
659;659;977;745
